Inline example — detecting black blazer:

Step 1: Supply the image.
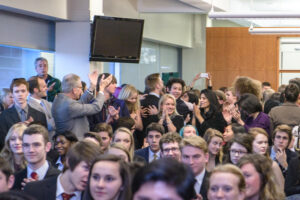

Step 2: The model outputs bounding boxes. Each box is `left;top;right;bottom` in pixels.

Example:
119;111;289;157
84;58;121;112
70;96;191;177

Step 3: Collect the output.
141;94;160;131
0;105;47;150
24;175;58;200
196;170;210;200
12;162;60;190
135;147;150;163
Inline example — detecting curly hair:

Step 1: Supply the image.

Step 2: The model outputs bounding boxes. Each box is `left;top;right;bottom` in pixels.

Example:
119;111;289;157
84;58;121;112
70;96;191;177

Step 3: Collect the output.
233;76;262;100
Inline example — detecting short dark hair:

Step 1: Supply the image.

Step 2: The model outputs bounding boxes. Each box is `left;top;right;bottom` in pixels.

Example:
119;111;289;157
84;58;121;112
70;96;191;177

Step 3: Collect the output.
284;83;299;103
66;141;101;172
166;78;185;91
27;76;40;94
145;123;165;137
52;131;78;143
159;132;182;151
94;123;113;138
23;124;49;144
115;117;135;131
84;132;102;146
237;93;262;114
262;82;271;87
0;157;13;181
289;78;300;91
132;158;196;200
10;78;28;93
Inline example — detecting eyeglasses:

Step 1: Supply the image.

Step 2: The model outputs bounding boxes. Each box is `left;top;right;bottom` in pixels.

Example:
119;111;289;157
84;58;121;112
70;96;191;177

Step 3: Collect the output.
163;147;179;153
275;135;289;140
230;149;247;155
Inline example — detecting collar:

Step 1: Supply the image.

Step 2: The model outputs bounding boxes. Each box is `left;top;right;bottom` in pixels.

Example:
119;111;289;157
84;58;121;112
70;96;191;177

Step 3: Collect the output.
27;161;49;180
15;104;28;113
29;96;42;104
56;174;82;200
149;92;160;98
56;156;64;171
195;169;206;183
270;146;276;160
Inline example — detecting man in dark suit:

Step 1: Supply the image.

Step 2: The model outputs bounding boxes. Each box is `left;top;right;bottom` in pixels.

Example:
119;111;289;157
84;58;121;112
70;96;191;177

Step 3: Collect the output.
181;135;210;200
0;78;47;150
138;73;164;148
135;123;165;163
12;124;60;190
24;140;101;200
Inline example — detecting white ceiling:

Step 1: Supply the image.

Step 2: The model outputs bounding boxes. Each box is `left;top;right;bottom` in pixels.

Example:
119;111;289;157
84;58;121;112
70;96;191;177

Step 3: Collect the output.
138;0;300;27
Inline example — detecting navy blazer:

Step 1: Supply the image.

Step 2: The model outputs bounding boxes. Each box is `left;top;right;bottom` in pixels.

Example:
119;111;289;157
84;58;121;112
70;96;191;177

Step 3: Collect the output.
12;162;60;190
135;147;150;163
199;170;210;200
0;105;47;150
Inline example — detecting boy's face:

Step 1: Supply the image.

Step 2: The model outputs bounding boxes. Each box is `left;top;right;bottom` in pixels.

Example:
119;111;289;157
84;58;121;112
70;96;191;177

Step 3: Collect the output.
169;83;182;99
13;84;28;106
0;170;14;193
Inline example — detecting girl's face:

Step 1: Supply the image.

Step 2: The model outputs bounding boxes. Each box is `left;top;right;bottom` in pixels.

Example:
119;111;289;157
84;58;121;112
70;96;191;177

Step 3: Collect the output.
230;142;248;165
241;163;261;199
223;125;234;142
90;161;122;200
162;98;176;115
127;92;138;104
183;126;197;138
225;91;236;104
55;135;72;156
9;131;23;154
208;136;223;155
200;94;210;109
208;172;245;200
113;131;131;151
252;134;268;155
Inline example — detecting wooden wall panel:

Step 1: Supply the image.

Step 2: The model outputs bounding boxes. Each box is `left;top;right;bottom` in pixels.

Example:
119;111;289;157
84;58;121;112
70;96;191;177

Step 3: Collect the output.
206;27;279;90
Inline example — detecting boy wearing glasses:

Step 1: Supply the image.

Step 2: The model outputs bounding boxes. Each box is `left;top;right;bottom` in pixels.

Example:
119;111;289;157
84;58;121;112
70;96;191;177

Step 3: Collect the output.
270;124;298;176
159;132;182;161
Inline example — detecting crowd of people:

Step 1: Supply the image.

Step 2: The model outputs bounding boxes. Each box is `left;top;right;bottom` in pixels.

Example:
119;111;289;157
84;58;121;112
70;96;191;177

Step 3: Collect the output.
0;57;300;200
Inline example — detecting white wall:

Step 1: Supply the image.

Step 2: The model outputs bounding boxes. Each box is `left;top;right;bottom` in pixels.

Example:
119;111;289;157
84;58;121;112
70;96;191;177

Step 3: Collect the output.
55;22;91;84
0;0;68;20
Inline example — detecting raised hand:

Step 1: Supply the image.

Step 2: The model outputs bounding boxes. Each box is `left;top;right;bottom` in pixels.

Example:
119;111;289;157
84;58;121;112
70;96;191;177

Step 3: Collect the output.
88;71;99;90
99;74;113;92
148;105;158;115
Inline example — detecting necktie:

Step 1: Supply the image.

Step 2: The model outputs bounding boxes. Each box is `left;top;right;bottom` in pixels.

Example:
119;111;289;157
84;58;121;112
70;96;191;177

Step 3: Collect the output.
20;109;27;122
153;153;158;160
62;193;75;200
30;172;38;180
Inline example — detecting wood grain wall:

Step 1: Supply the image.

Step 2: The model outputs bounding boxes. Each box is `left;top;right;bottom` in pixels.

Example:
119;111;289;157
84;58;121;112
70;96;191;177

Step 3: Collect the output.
206;27;280;90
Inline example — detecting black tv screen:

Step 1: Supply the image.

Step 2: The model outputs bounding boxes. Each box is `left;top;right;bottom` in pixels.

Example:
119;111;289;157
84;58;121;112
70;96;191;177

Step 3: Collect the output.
90;16;144;63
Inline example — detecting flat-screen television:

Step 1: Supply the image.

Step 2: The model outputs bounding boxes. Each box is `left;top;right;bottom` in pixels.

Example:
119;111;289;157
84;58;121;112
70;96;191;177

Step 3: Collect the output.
90;16;144;63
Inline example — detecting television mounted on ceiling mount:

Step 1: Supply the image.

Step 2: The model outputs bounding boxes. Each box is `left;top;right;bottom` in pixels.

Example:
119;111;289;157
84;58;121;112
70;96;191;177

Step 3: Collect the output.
90;16;144;63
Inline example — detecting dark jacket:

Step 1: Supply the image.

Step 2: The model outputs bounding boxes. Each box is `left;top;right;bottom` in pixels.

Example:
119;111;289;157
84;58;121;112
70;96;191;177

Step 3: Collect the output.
12;162;60;190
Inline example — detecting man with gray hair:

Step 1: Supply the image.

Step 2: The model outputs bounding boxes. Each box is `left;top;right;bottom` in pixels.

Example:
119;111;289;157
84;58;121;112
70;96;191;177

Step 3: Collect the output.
35;57;61;102
52;71;112;139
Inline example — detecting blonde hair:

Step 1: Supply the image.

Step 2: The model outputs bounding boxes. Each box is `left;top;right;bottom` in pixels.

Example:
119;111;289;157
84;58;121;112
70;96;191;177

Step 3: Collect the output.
118;85;140;112
113;127;135;161
0;123;27;172
108;143;131;162
158;94;179;117
180;135;208;153
210;164;246;192
203;128;223;162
